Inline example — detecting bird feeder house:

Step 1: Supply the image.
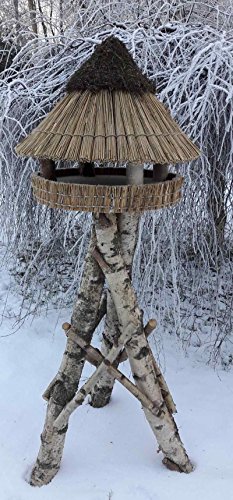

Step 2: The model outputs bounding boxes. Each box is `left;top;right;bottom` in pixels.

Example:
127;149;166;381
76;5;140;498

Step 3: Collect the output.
16;36;200;487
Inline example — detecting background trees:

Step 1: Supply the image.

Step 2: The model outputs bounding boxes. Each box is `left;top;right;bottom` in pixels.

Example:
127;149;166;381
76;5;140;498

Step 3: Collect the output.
0;1;232;365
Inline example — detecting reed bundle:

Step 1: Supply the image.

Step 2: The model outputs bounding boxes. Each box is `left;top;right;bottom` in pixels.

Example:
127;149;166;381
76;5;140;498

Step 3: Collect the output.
31;170;184;213
16;90;200;164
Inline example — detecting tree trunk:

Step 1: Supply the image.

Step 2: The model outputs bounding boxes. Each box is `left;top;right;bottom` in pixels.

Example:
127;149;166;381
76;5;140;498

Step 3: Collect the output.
59;0;64;35
28;0;38;35
207;159;227;252
90;213;139;407
13;0;21;44
30;229;105;486
37;0;48;38
90;163;141;408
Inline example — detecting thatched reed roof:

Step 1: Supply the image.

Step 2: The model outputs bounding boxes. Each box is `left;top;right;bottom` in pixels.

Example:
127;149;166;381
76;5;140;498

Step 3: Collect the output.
16;36;200;165
16;89;200;164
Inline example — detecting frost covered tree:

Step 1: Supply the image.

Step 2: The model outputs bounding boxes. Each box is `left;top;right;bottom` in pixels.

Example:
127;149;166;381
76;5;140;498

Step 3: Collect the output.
0;1;232;364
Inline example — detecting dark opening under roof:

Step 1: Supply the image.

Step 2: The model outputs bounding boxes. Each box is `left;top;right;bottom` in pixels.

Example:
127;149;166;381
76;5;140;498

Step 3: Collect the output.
66;36;155;94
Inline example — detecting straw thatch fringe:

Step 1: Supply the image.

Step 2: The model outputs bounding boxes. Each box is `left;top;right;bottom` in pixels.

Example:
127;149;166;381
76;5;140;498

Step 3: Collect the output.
31;171;184;213
66;36;155;94
16;90;200;164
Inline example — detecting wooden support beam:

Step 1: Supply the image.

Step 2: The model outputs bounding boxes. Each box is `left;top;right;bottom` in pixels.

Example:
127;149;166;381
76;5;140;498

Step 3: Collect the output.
60;323;161;413
62;318;157;364
62;315;176;415
40;159;57;180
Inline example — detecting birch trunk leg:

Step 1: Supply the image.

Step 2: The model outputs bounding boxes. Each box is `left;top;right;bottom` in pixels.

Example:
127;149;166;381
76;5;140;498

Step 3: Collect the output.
90;289;120;407
93;214;193;473
30;228;105;487
90;211;140;407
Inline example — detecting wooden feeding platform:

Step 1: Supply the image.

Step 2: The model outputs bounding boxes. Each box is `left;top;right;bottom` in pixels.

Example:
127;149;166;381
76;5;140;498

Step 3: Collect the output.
32;167;184;213
15;36;201;487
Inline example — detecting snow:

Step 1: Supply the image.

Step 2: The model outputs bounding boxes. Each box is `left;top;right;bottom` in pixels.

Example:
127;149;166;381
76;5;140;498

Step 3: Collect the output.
0;258;232;500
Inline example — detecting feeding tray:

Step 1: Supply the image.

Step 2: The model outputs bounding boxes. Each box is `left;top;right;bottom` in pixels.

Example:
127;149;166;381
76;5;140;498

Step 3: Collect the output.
32;167;184;213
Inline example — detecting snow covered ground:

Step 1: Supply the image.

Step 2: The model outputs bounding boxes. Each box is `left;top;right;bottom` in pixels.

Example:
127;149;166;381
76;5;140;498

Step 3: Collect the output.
0;257;232;500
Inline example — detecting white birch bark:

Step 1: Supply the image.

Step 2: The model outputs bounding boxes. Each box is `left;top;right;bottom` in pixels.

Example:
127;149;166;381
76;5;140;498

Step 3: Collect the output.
54;318;157;428
31;211;192;485
30;229;105;486
62;322;161;411
90;213;139;407
89;289;121;407
90;164;141;407
91;213;193;473
53;319;175;442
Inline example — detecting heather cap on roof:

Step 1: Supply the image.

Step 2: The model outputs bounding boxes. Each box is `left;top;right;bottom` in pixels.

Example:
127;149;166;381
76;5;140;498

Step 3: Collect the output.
66;36;155;94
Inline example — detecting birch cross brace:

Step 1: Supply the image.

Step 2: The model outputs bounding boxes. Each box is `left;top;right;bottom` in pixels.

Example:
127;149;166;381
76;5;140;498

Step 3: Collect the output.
61;323;163;417
62;322;176;416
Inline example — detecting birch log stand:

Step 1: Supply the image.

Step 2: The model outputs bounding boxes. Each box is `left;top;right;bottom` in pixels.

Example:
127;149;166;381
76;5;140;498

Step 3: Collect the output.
15;36;201;487
29;165;193;487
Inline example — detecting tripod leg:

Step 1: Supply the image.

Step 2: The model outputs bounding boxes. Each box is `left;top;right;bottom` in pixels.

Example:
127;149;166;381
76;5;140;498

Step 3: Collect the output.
30;228;105;486
90;213;140;407
90;289;120;407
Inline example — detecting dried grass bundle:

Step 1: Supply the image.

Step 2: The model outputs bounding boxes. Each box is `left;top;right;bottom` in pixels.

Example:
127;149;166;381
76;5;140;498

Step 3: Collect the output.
31;170;184;213
16;90;200;164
